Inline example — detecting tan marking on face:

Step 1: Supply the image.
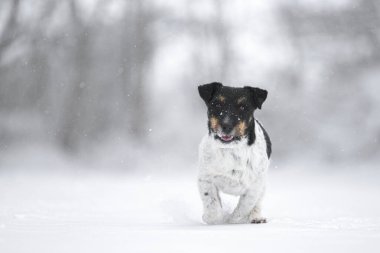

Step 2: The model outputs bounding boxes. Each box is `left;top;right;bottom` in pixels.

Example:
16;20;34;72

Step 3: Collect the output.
217;95;226;102
237;97;247;104
235;121;247;136
210;117;219;131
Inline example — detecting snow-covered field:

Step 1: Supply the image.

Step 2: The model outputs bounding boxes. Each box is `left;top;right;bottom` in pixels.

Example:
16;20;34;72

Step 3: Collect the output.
1;158;380;253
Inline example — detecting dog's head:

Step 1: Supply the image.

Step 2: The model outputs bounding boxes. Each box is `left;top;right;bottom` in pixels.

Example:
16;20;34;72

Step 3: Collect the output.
198;82;268;145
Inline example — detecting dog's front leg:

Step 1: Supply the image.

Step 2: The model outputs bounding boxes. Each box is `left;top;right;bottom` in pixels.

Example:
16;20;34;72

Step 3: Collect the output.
228;189;260;224
198;178;223;225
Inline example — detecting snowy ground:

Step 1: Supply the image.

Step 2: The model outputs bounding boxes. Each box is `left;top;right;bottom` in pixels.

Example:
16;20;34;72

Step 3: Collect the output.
1;157;380;253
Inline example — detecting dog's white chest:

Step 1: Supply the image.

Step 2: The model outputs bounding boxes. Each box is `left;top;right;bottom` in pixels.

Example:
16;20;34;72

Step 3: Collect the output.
209;147;253;194
198;124;268;195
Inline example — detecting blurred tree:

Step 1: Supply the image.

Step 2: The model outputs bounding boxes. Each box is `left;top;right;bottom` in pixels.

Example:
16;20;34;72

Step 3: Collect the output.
187;0;232;82
120;0;155;140
0;0;20;65
213;0;231;82
25;0;58;109
58;0;93;151
279;0;380;161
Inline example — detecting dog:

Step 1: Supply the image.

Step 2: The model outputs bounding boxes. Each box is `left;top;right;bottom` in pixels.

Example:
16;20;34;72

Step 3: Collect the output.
197;82;271;224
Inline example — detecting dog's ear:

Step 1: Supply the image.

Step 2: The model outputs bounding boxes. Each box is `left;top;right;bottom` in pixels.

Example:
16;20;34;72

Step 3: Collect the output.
244;86;268;109
198;82;222;104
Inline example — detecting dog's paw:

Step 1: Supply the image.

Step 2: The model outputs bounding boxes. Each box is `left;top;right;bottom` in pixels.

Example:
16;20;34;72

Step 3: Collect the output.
250;217;267;224
202;211;224;225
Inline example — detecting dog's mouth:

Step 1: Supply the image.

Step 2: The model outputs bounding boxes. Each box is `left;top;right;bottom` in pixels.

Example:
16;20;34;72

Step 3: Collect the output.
216;133;235;143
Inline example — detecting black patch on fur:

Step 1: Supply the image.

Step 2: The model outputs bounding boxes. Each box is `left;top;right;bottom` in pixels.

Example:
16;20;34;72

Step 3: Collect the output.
244;86;268;109
198;82;222;104
198;82;268;146
257;121;272;159
247;120;256;146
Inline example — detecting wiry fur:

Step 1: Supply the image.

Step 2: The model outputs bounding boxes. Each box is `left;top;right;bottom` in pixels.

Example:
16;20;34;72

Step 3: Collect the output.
198;120;269;224
197;82;271;224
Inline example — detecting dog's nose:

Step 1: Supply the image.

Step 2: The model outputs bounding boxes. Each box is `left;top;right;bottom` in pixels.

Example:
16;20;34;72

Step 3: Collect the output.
221;123;234;133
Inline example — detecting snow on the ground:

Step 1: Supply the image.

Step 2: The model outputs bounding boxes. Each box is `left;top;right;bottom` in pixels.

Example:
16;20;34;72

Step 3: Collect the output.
1;162;380;253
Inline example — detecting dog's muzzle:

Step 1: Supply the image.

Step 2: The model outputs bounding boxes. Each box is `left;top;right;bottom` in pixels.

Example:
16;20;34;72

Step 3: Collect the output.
218;134;234;142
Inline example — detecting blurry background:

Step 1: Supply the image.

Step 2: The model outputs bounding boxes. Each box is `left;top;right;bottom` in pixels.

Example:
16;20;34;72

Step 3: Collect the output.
1;0;380;172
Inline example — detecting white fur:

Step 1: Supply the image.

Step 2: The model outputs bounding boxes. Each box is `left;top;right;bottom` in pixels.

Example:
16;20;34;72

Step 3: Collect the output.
198;120;269;224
